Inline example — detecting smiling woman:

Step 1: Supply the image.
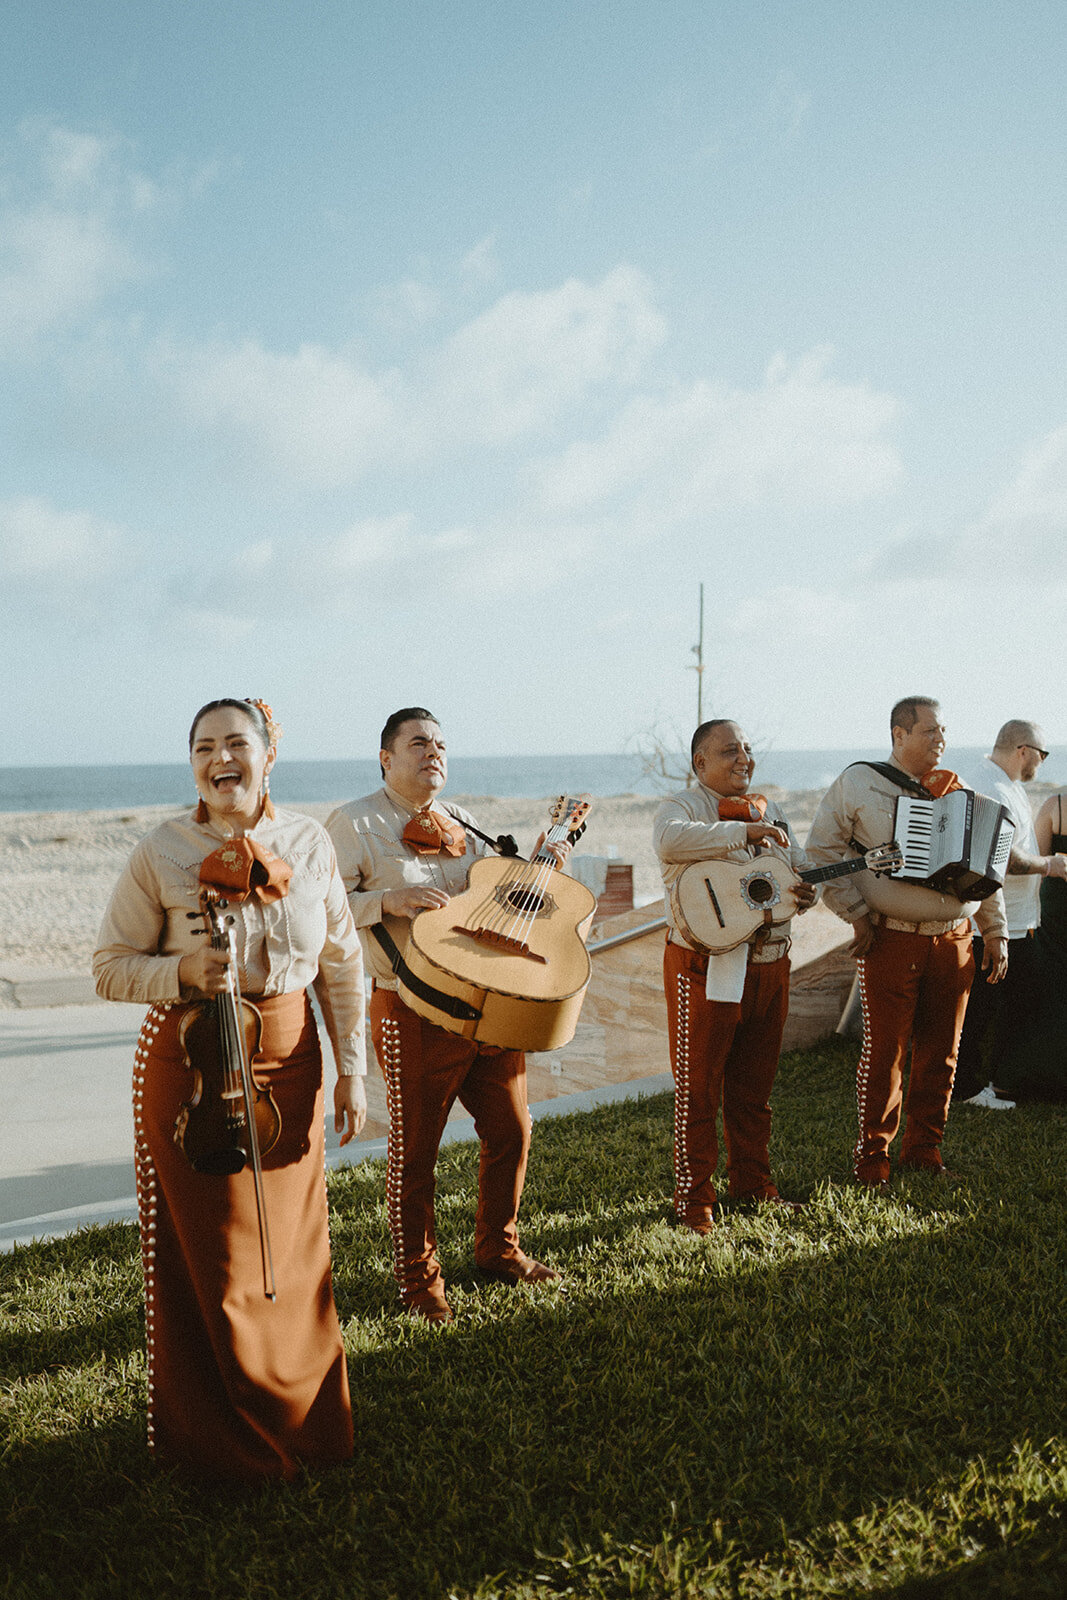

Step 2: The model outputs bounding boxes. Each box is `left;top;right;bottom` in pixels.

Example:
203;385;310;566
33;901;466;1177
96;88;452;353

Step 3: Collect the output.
91;696;368;1481
189;698;277;828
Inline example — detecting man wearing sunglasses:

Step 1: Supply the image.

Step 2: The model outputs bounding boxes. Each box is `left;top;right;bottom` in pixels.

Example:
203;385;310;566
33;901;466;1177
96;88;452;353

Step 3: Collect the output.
953;720;1063;1109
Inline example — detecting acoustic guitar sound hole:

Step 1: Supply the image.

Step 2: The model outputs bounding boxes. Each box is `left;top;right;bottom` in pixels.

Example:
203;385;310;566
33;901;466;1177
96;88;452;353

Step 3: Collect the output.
506;888;545;914
746;876;775;904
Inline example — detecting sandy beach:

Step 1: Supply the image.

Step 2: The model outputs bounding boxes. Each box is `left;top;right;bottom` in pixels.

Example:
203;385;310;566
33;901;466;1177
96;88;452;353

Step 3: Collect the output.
4;777;1056;1005
0;785;836;1001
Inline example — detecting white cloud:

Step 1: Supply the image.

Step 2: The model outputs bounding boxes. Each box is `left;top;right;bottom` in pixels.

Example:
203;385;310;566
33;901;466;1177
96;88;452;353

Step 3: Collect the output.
372;276;441;331
460;233;500;287
864;420;1067;585
986;421;1067;526
169;513;422;633
158;338;400;487
768;73;812;141
0;121;157;349
728;581;858;645
158;265;666;485
179;607;258;642
326;513;414;571
422;265;666;446
0;204;140;348
535;347;902;520
37;127;111;191
0;495;122;581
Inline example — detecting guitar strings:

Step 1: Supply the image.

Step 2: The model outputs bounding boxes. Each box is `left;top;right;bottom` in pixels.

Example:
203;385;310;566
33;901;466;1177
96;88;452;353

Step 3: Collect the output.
491;823;568;945
460;818;572;946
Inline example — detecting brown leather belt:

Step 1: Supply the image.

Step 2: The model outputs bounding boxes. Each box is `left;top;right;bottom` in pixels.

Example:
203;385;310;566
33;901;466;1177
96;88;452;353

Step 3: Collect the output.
749;938;790;964
868;910;968;937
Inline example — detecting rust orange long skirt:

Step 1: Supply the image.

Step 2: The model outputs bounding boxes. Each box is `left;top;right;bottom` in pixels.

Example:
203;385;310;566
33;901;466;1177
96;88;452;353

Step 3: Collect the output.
132;989;353;1481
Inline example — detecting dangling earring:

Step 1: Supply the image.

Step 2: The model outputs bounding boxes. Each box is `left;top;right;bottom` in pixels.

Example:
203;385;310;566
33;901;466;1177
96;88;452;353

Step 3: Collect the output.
195;797;209;823
262;772;275;820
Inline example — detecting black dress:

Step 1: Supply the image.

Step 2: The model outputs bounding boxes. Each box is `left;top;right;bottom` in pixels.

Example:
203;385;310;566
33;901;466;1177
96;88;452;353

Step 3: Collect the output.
999;795;1067;1101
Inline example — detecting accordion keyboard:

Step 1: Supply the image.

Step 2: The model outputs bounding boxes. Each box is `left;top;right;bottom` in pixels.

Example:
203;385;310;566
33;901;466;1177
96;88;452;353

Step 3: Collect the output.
896;797;936;877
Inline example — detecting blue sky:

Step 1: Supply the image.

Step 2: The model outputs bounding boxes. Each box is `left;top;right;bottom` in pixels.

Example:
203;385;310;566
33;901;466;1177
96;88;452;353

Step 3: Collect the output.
3;1;1065;766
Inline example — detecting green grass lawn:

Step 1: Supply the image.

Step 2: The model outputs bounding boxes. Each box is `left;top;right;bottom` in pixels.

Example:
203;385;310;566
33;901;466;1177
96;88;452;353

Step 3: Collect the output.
2;1037;1065;1599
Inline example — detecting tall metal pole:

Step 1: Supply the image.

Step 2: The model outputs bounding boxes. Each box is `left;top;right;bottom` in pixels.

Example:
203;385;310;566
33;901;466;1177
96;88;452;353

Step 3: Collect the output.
690;581;705;726
685;583;705;787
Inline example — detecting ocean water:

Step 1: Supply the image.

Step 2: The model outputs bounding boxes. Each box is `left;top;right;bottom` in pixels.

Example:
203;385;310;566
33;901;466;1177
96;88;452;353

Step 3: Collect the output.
4;746;1063;815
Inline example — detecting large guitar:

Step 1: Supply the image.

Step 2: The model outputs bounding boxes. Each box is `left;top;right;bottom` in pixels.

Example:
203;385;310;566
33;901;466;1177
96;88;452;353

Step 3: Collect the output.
398;796;596;1051
670;843;903;954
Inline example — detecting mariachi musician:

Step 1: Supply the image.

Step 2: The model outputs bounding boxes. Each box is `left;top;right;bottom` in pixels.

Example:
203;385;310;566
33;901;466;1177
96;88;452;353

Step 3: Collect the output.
93;698;366;1480
654;718;814;1236
326;706;570;1324
805;696;1008;1191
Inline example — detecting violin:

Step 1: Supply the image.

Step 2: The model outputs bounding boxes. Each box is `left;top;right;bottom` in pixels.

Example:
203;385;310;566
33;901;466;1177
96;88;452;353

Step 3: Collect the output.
174;890;280;1299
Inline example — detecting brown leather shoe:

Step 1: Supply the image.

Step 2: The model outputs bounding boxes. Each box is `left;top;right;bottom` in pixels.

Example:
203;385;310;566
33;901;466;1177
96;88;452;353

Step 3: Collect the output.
854;1158;891;1191
403;1290;454;1324
854;1175;891;1194
478;1253;561;1286
678;1208;715;1236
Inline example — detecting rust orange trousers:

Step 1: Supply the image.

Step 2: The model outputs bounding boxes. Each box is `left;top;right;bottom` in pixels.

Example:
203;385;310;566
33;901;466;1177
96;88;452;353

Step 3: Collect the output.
854;920;974;1182
370;987;532;1304
663;939;790;1216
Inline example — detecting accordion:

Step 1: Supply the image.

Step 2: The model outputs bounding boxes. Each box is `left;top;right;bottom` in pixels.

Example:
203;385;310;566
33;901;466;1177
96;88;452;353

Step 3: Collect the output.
891;789;1015;901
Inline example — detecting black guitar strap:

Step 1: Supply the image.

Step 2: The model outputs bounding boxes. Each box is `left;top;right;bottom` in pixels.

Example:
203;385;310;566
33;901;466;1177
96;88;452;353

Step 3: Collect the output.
844;762;929;857
441;807;587;857
369;923;482;1024
441;807;520;858
847;761;932;799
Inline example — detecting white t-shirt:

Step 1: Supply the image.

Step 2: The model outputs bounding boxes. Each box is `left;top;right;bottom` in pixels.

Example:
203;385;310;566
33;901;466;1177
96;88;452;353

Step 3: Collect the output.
960;755;1040;938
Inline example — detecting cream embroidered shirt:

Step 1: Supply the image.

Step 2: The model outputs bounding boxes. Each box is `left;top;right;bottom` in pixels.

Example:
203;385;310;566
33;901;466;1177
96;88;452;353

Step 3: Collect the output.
326;785;489;990
653;782;808;949
92;807;367;1075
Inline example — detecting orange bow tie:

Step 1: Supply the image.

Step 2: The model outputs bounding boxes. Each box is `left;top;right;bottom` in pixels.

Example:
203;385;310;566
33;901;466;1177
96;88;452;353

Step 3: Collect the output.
401;808;467;857
718;794;768;821
920;769;963;799
199;837;293;902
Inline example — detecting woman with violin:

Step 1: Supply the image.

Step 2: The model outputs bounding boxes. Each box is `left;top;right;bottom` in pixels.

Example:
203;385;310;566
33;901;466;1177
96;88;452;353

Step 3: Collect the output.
93;698;367;1481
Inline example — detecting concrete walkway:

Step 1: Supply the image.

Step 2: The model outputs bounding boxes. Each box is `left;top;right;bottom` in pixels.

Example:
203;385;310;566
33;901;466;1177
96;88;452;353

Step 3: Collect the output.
0;902;852;1252
0;998;671;1251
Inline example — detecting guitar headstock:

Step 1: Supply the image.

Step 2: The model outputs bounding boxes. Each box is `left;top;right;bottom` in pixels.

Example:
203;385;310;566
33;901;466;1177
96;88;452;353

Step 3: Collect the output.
865;842;904;876
550;794;592;841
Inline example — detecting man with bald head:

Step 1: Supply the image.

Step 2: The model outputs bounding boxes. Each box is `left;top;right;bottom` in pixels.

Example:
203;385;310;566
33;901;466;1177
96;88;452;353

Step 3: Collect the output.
654;719;815;1234
953;719;1064;1108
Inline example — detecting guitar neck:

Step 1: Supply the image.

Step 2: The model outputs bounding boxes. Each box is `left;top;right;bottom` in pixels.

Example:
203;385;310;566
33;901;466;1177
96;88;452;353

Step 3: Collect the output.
799;857;871;887
533;822;572;863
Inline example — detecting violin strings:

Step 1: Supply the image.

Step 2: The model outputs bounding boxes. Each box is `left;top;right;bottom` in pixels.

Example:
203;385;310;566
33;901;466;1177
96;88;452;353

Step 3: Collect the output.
226;923;277;1301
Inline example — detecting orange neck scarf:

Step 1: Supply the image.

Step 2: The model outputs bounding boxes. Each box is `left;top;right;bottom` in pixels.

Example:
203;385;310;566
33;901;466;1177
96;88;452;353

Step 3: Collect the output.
918;768;963;799
401;807;467;857
199;837;292;902
718;794;768;821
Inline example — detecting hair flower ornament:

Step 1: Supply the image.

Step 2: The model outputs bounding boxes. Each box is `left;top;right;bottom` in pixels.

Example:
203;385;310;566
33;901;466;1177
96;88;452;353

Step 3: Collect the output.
246;698;282;751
